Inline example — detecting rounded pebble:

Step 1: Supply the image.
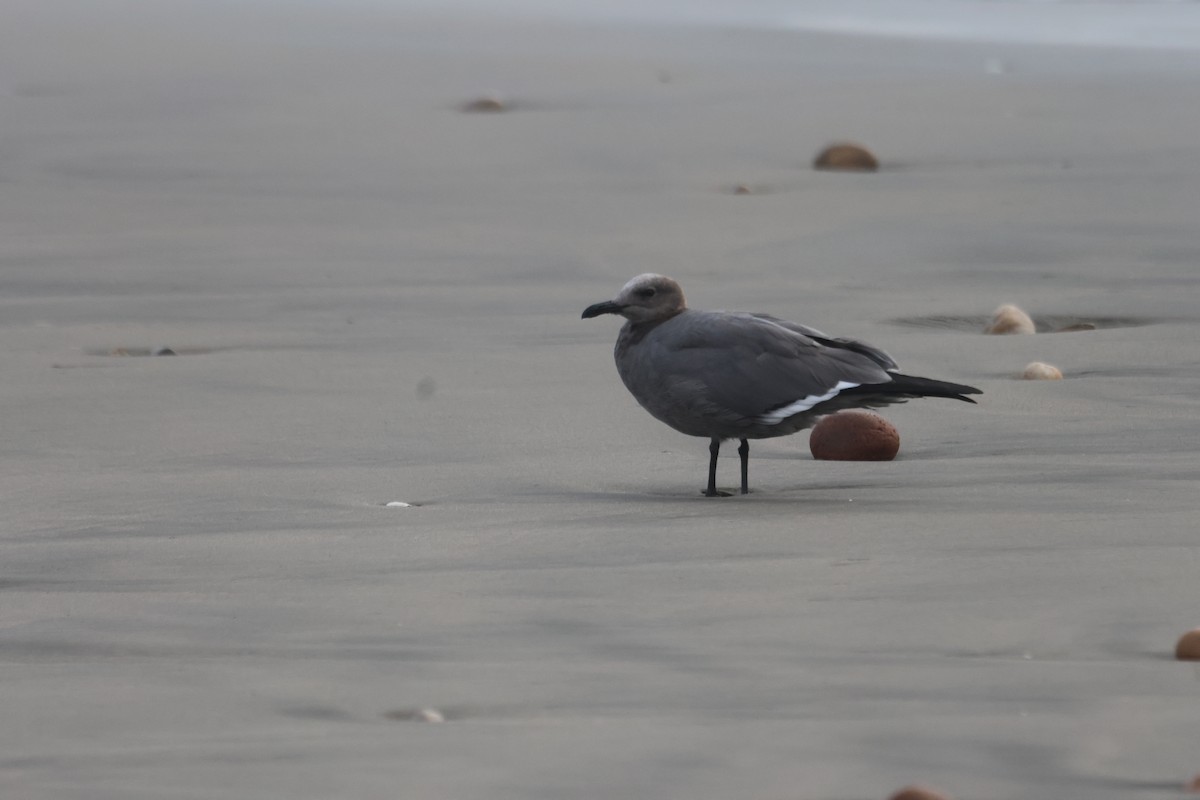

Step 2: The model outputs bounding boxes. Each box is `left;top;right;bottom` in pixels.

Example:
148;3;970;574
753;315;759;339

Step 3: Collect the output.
809;411;900;462
984;304;1036;335
813;142;878;172
889;786;950;800
461;96;506;113
1175;628;1200;660
732;184;753;195
1021;362;1062;380
385;501;413;508
152;346;177;356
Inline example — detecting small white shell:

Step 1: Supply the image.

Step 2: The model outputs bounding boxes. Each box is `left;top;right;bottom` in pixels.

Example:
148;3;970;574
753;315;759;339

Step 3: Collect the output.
385;501;413;508
385;707;446;722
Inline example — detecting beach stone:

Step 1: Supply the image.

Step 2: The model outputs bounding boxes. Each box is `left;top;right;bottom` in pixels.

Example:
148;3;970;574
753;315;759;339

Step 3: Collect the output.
413;708;445;723
1021;362;1062;380
889;787;950;800
1175;628;1200;660
984;304;1035;335
152;346;177;356
809;411;899;462
813;142;878;172
1055;322;1096;333
732;184;753;195
385;501;413;508
461;96;506;113
384;707;445;722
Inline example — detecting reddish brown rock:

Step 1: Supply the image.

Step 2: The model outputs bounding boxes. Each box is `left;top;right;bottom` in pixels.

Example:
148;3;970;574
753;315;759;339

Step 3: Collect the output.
1175;628;1200;660
813;142;878;172
889;787;950;800
809;411;899;462
1186;773;1200;793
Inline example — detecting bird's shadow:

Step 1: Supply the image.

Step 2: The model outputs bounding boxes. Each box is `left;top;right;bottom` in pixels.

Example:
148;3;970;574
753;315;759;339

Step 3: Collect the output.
527;485;902;509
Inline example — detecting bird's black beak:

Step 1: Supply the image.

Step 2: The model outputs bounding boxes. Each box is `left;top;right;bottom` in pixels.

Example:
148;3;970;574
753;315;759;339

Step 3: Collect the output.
581;300;623;319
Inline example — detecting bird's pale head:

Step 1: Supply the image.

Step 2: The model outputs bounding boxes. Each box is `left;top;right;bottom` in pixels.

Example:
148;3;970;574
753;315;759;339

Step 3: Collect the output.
581;273;687;323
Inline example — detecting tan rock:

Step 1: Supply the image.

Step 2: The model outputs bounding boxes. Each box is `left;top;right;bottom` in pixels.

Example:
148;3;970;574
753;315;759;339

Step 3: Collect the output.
984;304;1035;335
461;96;506;113
813;142;878;172
1021;362;1062;380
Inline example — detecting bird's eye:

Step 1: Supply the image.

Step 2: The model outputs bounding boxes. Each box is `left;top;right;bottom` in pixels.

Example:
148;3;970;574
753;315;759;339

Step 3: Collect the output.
635;288;656;299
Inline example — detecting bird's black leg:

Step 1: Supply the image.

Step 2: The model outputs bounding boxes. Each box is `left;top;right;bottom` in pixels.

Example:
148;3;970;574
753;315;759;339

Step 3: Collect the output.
704;438;721;497
738;438;749;495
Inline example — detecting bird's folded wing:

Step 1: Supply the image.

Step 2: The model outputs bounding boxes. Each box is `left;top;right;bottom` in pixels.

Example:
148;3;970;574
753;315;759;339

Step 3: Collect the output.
750;314;899;371
654;312;895;422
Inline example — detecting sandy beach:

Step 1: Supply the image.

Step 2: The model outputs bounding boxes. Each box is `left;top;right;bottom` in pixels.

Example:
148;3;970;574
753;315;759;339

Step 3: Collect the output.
3;2;1200;798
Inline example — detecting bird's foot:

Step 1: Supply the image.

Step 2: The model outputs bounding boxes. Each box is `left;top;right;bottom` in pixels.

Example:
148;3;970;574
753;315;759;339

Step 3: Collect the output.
702;488;734;498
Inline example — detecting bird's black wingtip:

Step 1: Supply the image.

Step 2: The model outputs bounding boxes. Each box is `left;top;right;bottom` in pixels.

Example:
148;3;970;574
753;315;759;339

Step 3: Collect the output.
857;375;982;404
956;385;983;404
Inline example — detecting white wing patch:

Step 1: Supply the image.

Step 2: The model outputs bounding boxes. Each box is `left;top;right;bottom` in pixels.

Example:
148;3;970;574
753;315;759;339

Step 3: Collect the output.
757;380;860;425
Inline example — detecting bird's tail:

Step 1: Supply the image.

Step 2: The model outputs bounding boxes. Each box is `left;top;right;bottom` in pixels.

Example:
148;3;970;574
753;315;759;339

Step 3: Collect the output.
845;373;981;404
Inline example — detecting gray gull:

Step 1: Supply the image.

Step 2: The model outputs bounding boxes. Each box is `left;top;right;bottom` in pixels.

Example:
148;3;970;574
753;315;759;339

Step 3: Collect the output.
582;273;980;496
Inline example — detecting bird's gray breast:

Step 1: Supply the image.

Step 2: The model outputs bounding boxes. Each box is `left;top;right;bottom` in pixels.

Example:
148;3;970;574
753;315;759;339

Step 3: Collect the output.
612;316;728;437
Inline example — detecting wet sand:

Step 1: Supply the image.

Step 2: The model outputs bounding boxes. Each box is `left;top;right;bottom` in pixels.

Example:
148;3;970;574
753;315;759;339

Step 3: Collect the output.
3;2;1200;798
